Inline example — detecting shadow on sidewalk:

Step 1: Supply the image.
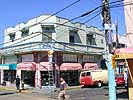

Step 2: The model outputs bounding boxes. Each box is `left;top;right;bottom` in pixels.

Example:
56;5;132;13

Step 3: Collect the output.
117;90;128;99
0;92;15;96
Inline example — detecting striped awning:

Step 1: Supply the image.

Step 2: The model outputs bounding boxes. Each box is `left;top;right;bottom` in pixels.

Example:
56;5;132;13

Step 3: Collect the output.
60;63;82;71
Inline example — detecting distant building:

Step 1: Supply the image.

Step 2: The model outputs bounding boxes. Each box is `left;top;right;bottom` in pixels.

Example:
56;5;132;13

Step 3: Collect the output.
112;33;127;48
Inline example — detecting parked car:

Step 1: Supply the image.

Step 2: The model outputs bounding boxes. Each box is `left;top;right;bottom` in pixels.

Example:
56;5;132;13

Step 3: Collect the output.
115;74;125;86
79;69;108;87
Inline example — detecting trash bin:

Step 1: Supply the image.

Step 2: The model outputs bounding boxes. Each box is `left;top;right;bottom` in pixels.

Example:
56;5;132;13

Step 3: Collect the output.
2;81;6;86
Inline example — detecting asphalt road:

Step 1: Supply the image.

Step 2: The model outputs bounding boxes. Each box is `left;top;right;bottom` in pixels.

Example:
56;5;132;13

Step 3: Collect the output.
67;86;128;100
0;86;128;100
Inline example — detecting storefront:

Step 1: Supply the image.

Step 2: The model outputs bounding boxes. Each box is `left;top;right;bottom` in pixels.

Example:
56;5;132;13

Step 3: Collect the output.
60;63;82;86
17;62;36;87
0;64;16;85
115;48;133;99
37;62;59;87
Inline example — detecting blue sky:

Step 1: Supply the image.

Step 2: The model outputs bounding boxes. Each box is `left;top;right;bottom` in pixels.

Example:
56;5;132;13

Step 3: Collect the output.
0;0;126;46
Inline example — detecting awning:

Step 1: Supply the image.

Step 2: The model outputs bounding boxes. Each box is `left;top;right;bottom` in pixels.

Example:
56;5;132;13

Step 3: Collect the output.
84;63;98;70
115;48;133;54
0;64;16;70
60;63;82;71
39;62;59;71
17;62;36;70
114;48;133;59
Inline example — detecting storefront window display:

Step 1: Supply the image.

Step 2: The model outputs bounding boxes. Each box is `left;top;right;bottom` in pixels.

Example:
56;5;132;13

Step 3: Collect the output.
41;71;49;86
21;70;35;87
60;70;80;86
4;70;16;83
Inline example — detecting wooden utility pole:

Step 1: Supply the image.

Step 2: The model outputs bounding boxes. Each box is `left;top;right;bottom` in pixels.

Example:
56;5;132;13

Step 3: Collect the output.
102;0;113;53
115;20;119;48
102;0;116;100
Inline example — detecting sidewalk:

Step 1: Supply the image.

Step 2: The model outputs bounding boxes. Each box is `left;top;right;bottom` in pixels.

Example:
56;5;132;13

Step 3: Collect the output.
0;85;81;99
0;85;56;100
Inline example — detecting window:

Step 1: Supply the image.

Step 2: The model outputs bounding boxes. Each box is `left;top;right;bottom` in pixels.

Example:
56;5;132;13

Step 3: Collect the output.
101;39;104;43
9;33;15;42
42;25;55;33
42;25;55;42
21;28;29;37
70;35;75;43
42;33;52;42
86;72;91;76
69;30;77;43
86;34;96;45
81;72;85;77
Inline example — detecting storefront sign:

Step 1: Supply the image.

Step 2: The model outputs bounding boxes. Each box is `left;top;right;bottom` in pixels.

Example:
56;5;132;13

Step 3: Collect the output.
83;55;94;62
0;65;9;70
63;54;77;62
0;64;16;70
22;54;34;62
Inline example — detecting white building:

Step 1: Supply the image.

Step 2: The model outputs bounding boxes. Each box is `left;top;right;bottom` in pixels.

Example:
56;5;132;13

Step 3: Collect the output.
0;14;106;88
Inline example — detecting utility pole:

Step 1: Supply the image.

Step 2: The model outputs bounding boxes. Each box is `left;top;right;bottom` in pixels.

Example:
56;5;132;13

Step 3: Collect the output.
102;0;116;100
115;20;119;48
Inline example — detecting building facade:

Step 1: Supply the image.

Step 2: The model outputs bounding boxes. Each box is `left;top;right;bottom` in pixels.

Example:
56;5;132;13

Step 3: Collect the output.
0;14;106;88
124;0;133;47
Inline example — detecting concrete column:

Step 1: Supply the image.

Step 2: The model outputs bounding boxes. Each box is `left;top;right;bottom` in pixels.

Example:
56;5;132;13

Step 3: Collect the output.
0;69;4;84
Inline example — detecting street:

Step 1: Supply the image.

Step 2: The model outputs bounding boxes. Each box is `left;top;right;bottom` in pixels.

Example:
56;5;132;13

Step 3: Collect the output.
67;86;128;100
0;86;128;100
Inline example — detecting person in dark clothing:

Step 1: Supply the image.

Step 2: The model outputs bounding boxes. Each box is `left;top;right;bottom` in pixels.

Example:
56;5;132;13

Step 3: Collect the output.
100;59;107;69
15;75;20;92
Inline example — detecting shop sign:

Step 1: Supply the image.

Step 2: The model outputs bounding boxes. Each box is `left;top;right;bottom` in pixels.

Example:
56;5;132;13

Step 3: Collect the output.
83;55;94;62
63;54;77;62
0;65;9;70
22;54;34;62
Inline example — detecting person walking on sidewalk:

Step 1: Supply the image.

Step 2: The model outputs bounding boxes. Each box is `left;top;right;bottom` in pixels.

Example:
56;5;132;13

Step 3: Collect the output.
58;77;67;100
15;75;20;92
124;70;128;89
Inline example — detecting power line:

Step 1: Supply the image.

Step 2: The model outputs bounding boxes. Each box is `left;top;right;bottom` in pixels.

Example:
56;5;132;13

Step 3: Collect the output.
0;32;105;54
0;5;101;47
0;0;131;49
83;12;101;24
0;0;81;39
0;0;125;42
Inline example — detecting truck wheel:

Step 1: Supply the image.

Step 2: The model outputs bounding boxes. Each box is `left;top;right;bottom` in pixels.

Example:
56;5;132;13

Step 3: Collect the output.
97;82;102;88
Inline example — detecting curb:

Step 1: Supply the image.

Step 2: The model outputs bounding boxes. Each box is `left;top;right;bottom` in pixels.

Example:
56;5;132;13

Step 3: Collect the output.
66;85;82;90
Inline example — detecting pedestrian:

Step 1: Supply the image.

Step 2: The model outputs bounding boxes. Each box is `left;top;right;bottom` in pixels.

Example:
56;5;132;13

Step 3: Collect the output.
21;80;24;90
124;70;128;89
58;77;67;100
15;75;20;92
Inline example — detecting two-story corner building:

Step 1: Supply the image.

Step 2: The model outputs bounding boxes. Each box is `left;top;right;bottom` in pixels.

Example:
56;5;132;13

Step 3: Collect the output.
0;14;106;88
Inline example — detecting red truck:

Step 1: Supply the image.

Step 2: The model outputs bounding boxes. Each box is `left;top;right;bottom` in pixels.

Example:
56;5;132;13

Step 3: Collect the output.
79;69;108;87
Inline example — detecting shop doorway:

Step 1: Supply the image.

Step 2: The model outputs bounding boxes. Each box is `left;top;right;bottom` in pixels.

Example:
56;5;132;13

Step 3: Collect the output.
40;71;49;86
60;70;80;86
4;70;16;83
21;70;35;87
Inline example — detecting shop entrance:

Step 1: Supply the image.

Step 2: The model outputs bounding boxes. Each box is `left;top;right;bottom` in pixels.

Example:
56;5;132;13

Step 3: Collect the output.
21;70;35;87
4;70;16;83
41;71;49;86
61;70;80;86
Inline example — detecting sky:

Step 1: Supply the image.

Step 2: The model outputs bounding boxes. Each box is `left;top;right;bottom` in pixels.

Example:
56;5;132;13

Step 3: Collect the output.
0;0;126;46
